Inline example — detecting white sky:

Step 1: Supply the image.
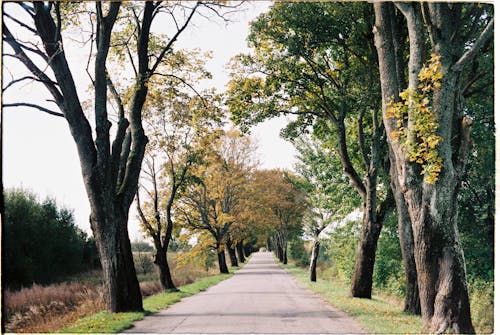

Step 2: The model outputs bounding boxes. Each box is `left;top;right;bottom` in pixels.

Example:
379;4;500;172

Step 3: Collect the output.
2;2;297;241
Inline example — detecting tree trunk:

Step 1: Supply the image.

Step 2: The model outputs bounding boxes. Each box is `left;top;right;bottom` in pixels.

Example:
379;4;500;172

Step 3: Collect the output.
243;243;252;257
309;239;320;282
90;209;143;312
236;241;245;263
389;148;421;315
154;249;176;291
282;239;288;265
350;198;382;298
226;241;239;267
373;3;476;331
217;245;229;274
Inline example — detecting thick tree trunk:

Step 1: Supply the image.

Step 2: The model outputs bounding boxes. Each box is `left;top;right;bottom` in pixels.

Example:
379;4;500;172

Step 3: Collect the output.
236;241;245;263
154;249;176;291
226;241;239;267
373;3;476;331
350;198;382;298
90;209;143;312
217;246;229;274
309;239;320;282
389;148;421;314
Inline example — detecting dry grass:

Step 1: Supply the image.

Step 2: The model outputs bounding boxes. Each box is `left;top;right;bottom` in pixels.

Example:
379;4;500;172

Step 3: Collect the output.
4;253;221;333
4;282;106;333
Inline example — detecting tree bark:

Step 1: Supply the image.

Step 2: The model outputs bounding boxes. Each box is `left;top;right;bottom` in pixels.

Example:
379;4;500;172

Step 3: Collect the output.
350;185;383;298
236;241;245;263
217;244;229;274
389;148;421;315
226;240;239;267
309;239;320;282
90;208;143;312
373;3;478;332
154;248;176;291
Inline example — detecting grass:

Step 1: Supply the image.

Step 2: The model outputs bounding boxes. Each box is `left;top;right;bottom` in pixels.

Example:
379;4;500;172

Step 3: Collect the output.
60;263;244;333
280;263;423;334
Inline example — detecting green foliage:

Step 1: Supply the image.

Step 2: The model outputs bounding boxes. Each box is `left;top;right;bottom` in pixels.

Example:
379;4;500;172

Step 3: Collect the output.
3;188;98;289
457;41;494;282
288;239;309;268
372;214;405;297
322;220;360;282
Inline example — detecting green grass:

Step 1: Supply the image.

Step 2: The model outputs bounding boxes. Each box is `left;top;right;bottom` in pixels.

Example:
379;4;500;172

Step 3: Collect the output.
280;263;423;334
60;271;236;333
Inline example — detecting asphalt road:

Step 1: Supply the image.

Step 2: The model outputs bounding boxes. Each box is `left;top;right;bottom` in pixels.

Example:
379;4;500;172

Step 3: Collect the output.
125;251;366;334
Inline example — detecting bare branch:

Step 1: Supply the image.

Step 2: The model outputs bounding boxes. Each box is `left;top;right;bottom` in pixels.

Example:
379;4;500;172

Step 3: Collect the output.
3;23;64;105
150;2;201;74
4;12;37;33
453;18;494;72
3;75;58;91
4;102;65;118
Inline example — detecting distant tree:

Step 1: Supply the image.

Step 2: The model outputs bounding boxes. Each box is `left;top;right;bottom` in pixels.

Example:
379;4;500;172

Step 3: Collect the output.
251;170;307;264
292;136;358;281
179;130;257;273
131;241;154;252
3;188;96;289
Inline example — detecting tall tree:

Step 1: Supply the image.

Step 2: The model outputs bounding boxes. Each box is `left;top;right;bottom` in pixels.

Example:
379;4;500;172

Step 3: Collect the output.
372;3;493;332
137;82;220;289
2;2;235;312
135;53;223;290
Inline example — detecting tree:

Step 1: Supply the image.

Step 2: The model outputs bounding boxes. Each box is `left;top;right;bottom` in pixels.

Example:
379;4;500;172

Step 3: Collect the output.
292;136;358;281
179;129;256;273
372;3;493;332
135;55;223;290
3;2;237;312
251;169;307;264
227;2;398;299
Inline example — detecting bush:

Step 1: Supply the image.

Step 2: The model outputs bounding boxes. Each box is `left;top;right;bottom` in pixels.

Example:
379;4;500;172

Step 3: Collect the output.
289;238;310;268
322;220;359;282
3;188;99;289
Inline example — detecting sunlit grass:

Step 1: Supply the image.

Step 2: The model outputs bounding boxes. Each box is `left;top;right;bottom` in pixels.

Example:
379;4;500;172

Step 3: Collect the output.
281;263;423;334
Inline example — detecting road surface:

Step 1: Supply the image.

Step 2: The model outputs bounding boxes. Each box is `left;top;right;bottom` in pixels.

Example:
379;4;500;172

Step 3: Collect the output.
125;251;366;334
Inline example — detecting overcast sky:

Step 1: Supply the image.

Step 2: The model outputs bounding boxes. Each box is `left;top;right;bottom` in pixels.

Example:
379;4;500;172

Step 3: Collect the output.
2;2;297;241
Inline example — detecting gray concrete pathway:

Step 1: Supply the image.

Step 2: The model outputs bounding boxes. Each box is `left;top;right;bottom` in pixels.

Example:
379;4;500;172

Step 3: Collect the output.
125;251;366;334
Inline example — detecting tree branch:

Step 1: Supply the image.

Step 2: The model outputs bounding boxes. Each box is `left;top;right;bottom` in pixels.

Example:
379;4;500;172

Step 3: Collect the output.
149;2;200;74
453;18;494;72
3;102;65;118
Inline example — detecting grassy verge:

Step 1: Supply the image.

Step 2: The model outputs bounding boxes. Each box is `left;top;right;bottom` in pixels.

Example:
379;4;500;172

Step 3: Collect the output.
280;263;423;334
60;267;242;333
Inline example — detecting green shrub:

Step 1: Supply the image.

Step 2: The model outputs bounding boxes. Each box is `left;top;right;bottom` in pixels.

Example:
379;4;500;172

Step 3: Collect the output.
3;188;98;289
322;220;359;282
288;238;310;268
